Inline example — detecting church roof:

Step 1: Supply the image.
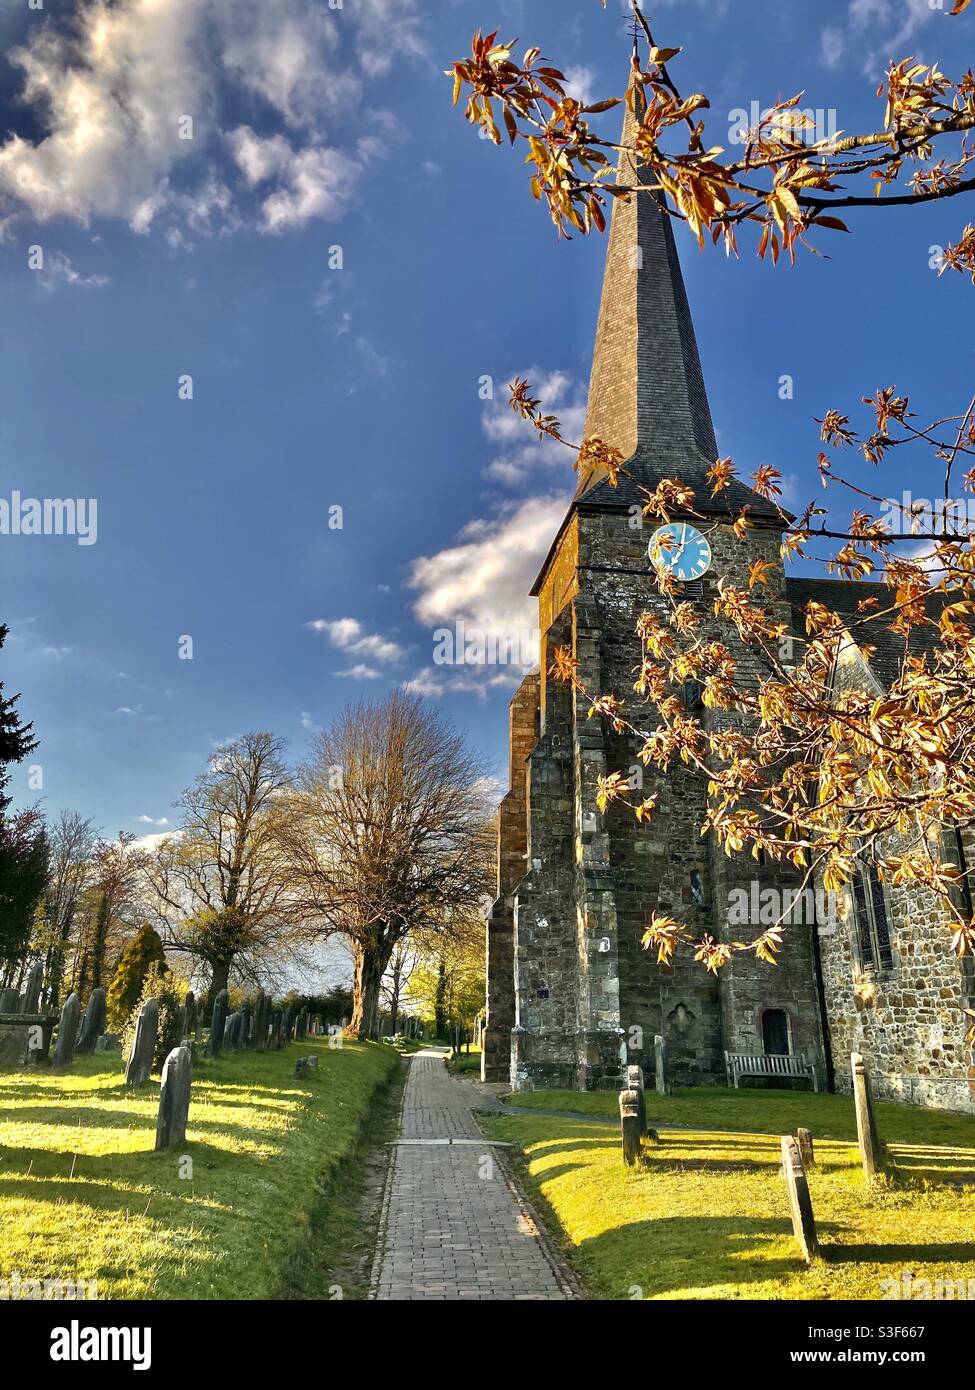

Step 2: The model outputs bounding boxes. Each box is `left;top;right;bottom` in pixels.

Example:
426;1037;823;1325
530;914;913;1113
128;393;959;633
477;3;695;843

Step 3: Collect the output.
785;577;948;688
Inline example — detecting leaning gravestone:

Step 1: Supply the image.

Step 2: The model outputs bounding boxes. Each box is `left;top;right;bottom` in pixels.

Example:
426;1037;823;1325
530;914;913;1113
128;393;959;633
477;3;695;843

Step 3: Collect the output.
155;1044;192;1150
53;992;82;1067
77;988;107;1055
781;1134;818;1262
22;963;44;1015
795;1127;815;1170
206;989;229;1058
626;1064;647;1136
124;998;159;1085
851;1051;882;1180
654;1034;669;1097
619;1088;643;1167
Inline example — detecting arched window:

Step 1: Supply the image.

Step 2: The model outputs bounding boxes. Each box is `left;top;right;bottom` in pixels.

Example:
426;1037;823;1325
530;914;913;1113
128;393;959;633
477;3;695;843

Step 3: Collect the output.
762;1008;791;1056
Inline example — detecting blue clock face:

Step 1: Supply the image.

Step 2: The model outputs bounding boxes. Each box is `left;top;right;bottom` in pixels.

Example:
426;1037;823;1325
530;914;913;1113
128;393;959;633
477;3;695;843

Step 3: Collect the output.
649;523;713;581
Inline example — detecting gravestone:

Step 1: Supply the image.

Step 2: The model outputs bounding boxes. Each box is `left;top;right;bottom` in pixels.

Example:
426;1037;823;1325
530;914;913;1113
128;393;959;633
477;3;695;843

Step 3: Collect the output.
155;1044;192;1150
95;1033;120;1052
0;987;20;1013
270;1008;282;1049
295;1057;310;1079
53;992;81;1067
206;989;229;1058
77;988;107;1055
22;963;44;1014
239;999;252;1048
619;1088;643;1167
851;1052;882;1180
124;998;159;1085
654;1034;668;1097
253;990;267;1050
183;991;198;1041
282;1002;297;1043
780;1134;818;1262
795;1127;815;1170
296;1008;308;1041
626;1064;647;1136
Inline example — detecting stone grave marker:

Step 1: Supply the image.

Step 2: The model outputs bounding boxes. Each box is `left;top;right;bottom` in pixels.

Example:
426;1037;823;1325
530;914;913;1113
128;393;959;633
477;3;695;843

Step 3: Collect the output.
654;1034;668;1097
183;990;198;1041
155;1044;192;1150
206;989;228;1058
125;998;159;1085
77;988;107;1055
626;1064;647;1136
780;1134;818;1262
53;992;81;1067
795;1127;815;1170
851;1051;882;1180
22;963;44;1014
619;1088;643;1167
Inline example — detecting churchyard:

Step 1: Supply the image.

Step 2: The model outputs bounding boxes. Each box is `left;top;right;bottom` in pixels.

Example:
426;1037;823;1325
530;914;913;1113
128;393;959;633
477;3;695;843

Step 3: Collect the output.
483;1075;975;1301
0;1036;398;1300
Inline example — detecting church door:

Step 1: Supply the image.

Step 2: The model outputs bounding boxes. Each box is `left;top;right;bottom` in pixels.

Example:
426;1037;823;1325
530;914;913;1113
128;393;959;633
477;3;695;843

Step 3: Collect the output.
762;1009;791;1056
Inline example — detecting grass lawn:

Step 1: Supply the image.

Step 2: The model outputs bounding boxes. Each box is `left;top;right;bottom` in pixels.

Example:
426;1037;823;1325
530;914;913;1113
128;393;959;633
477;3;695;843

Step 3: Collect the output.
484;1089;975;1300
0;1038;399;1300
447;1046;482;1076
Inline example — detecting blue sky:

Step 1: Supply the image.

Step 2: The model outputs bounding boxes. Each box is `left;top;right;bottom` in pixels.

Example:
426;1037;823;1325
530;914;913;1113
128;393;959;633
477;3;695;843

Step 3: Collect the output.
0;0;969;842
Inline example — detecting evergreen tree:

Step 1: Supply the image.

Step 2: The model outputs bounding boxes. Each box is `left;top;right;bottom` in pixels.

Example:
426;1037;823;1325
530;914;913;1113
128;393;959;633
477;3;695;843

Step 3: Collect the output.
106;922;167;1030
0;625;38;822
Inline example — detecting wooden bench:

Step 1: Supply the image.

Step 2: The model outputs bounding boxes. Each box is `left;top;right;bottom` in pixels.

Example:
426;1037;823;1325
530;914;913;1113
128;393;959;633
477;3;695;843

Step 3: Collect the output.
725;1050;818;1091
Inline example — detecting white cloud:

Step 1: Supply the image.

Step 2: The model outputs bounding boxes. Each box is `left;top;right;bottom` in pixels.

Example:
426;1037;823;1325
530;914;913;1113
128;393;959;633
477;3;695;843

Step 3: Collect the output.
482;369;587;486
0;0;420;235
564;66;599;107
820;27;846;69
37;252;109;290
307;617;405;667
336;663;384;681
227;127;362;231
402;666;521;701
137;814;170;827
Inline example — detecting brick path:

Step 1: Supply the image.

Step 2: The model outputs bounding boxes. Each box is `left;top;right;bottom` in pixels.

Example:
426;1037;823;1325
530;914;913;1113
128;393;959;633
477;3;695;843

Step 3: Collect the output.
370;1048;574;1301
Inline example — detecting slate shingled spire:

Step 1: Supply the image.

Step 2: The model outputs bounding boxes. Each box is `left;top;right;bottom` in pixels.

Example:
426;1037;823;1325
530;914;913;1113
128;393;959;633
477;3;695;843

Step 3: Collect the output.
576;74;780;521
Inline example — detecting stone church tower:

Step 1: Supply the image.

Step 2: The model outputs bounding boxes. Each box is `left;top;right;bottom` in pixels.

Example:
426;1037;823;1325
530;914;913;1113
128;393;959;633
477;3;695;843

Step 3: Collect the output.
483;91;829;1092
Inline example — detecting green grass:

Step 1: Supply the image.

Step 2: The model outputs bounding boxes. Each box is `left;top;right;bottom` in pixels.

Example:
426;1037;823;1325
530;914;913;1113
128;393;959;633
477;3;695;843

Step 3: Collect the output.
504;1084;975;1152
0;1038;399;1300
484;1093;975;1300
447;1046;482;1076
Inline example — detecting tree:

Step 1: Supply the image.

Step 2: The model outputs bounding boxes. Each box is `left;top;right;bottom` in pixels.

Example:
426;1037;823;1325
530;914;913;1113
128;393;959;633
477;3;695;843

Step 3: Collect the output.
452;3;975;1044
276;693;493;1040
406;912;486;1042
44;811;97;1007
74;833;147;999
0;807;48;985
0;624;38;822
106;922;168;1031
144;732;296;998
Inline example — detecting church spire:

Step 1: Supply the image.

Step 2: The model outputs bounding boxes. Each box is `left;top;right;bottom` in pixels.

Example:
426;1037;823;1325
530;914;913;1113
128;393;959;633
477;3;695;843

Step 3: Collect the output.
577;78;719;498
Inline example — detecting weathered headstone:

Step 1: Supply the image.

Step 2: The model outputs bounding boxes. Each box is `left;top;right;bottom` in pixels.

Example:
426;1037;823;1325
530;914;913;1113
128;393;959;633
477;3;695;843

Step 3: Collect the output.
22;963;43;1014
297;1007;309;1041
253;990;267;1050
155;1044;192;1150
851;1051;882;1180
95;1033;120;1052
626;1064;647;1136
294;1057;310;1078
206;989;229;1058
124;998;159;1085
282;1002;297;1043
0;987;20;1013
53;992;81;1067
77;988;107;1055
654;1034;668;1097
619;1088;643;1167
270;1008;282;1049
780;1134;818;1262
183;990;198;1041
240;999;253;1048
795;1127;815;1170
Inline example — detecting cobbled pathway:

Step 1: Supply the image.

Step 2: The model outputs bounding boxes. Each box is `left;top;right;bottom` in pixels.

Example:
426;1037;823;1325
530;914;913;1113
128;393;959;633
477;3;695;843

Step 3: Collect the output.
370;1048;574;1301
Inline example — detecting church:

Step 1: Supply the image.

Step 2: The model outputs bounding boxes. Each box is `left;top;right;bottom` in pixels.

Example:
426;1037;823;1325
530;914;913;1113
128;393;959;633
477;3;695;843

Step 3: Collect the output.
482;94;975;1114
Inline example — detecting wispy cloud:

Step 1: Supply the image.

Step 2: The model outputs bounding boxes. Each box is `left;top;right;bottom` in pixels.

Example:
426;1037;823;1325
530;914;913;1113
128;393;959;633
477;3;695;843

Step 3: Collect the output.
306;617;405;671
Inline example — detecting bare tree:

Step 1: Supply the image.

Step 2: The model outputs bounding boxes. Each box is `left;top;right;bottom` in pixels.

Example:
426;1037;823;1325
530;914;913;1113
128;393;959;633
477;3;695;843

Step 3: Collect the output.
73;833;148;999
44;810;97;1007
277;693;493;1040
144;732;297;997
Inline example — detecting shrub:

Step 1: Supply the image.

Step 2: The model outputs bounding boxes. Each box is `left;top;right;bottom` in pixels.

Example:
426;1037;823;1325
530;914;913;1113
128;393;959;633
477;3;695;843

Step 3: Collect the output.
121;964;186;1074
106;923;167;1031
